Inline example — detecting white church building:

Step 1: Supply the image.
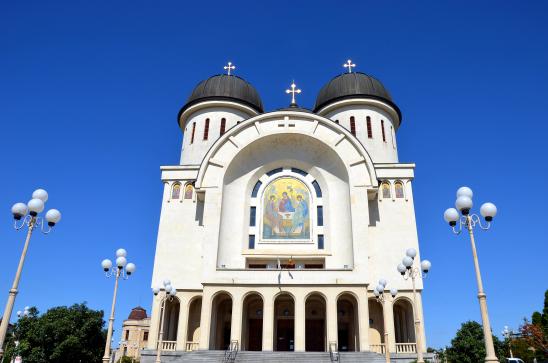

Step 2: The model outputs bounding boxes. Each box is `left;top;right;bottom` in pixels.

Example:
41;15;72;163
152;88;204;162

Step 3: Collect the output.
144;62;429;361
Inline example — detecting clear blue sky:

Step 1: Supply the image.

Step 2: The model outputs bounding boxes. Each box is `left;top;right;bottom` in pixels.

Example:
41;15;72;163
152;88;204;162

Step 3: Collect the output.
1;0;547;349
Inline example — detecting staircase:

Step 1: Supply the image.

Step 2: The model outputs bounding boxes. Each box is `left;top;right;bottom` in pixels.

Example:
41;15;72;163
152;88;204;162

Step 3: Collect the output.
140;350;388;363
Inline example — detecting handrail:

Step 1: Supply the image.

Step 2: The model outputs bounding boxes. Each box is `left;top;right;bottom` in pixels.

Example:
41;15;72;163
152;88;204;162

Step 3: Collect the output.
329;341;339;362
223;340;239;363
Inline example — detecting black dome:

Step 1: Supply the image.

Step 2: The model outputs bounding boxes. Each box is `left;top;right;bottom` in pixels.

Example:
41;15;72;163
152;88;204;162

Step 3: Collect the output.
180;74;264;115
314;72;401;120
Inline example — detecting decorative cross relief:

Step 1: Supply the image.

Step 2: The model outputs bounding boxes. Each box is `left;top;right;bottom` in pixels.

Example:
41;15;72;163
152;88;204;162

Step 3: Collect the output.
224;61;235;75
343;59;356;73
285;81;301;105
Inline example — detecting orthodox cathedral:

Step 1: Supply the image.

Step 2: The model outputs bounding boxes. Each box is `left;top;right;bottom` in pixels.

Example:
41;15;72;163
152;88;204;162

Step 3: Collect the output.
144;61;428;362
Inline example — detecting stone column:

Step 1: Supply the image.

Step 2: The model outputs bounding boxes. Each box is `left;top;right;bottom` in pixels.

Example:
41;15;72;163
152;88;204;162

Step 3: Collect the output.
230;292;243;346
148;297;162;350
384;296;396;353
176;295;189;351
262;292;275;351
294;292;306;352
359;292;370;351
199;288;213;350
326;293;338;350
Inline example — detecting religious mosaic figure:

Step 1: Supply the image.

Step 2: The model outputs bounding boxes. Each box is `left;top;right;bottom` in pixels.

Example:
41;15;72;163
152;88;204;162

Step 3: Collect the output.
184;183;194;199
262;177;310;240
172;183;181;199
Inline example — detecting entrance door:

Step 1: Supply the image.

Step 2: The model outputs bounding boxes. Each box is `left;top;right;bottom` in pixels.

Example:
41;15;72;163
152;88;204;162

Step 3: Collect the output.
306;319;325;351
248;319;263;351
338;322;350;351
276;319;294;351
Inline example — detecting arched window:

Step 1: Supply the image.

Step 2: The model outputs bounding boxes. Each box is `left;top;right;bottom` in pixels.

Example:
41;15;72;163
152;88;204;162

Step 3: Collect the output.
190;122;196;144
184;183;194;199
381;120;386;142
381;182;391;199
220;118;226;135
203;118;210;140
350;116;356;136
366;116;372;139
262;177;311;240
395;181;404;198
171;183;181;199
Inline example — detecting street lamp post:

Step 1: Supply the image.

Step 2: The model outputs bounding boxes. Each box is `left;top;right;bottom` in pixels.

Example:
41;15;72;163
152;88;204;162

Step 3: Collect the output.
443;186;499;363
373;279;398;363
152;279;177;363
0;189;61;359
101;249;136;363
502;326;514;358
397;248;431;363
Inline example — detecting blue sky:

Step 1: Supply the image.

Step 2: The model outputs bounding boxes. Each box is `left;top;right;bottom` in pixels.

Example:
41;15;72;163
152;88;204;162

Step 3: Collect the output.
1;0;547;349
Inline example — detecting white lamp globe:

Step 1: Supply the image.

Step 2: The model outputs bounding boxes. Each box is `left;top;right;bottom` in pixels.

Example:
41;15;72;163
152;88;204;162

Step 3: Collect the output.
376;284;385;293
406;248;417;259
480;202;497;221
444;208;460;226
390;288;398;298
163;279;171;287
373;289;380;297
45;209;62;226
116;256;127;268
116;248;127;258
169;288;177;296
165;284;173;293
126;263;136;275
397;264;406;275
456;186;473;199
32;189;49;203
27;198;45;216
11;203;28;220
152;287;160;295
17;311;22;317
402;256;414;268
101;259;113;271
378;278;388;288
421;260;432;273
455;196;473;214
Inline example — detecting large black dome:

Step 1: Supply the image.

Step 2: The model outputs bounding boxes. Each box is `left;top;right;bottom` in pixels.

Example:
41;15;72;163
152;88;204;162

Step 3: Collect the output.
180;74;264;115
314;72;401;119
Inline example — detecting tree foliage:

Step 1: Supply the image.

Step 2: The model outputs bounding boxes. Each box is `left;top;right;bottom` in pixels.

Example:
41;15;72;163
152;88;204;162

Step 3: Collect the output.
2;303;106;363
445;321;506;363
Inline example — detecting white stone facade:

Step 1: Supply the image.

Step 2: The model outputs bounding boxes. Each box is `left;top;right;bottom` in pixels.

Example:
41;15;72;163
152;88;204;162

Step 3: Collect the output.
148;82;428;357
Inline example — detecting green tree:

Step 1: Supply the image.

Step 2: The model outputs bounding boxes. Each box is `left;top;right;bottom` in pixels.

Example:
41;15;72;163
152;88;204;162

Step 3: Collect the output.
2;303;106;363
446;321;506;363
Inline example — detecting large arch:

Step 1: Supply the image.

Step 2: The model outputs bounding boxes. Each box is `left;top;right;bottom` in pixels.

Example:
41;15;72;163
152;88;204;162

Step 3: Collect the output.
241;293;264;351
305;293;327;352
186;297;202;351
209;292;233;350
337;293;360;352
274;293;295;351
162;297;180;343
368;298;385;353
393;298;416;345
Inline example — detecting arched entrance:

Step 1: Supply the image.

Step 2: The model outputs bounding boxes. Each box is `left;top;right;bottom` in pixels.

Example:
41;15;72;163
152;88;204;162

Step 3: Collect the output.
241;293;264;351
274;293;295;351
337;293;360;352
305;293;326;352
210;292;232;350
393;299;415;345
368;298;385;353
186;297;202;350
162;298;180;342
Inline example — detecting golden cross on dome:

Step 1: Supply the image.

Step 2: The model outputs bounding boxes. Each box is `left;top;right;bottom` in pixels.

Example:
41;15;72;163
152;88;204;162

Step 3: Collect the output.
343;59;356;73
223;61;235;75
285;81;301;105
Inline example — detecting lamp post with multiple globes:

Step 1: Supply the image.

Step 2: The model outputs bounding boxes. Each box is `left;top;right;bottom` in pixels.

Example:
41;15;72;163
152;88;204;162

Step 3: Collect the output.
373;279;398;363
0;189;61;359
396;248;431;363
443;186;499;363
101;249;136;363
153;280;177;363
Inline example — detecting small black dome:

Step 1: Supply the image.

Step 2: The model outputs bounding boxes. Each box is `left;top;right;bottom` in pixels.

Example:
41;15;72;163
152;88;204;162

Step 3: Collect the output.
180;74;264;115
314;72;401;120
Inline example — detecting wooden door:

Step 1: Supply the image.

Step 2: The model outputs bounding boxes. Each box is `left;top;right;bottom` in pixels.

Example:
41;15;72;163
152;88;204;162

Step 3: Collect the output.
248;319;263;351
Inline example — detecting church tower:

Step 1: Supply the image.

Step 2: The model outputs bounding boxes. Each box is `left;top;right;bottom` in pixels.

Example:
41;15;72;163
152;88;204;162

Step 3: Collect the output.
145;62;429;362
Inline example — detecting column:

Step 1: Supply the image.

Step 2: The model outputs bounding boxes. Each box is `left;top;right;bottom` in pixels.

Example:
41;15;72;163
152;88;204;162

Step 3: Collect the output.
358;292;369;351
148;297;162;350
262;292;275;351
230;292;243;345
326;293;338;349
294;292;306;352
176;295;189;351
384;296;396;353
199;288;213;350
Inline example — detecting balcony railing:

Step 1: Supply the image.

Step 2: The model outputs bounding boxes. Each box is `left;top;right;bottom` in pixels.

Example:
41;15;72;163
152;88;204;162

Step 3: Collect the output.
161;340;177;351
186;341;199;351
370;344;385;354
396;342;417;354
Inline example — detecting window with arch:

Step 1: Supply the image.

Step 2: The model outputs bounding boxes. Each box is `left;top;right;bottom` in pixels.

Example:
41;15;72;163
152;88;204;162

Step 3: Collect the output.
184;183;194;199
395;181;404;199
381;182;391;199
220;118;226;135
366;116;372;139
190;122;196;144
381;120;386;142
171;183;181;199
350;116;356;136
203;118;210;140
